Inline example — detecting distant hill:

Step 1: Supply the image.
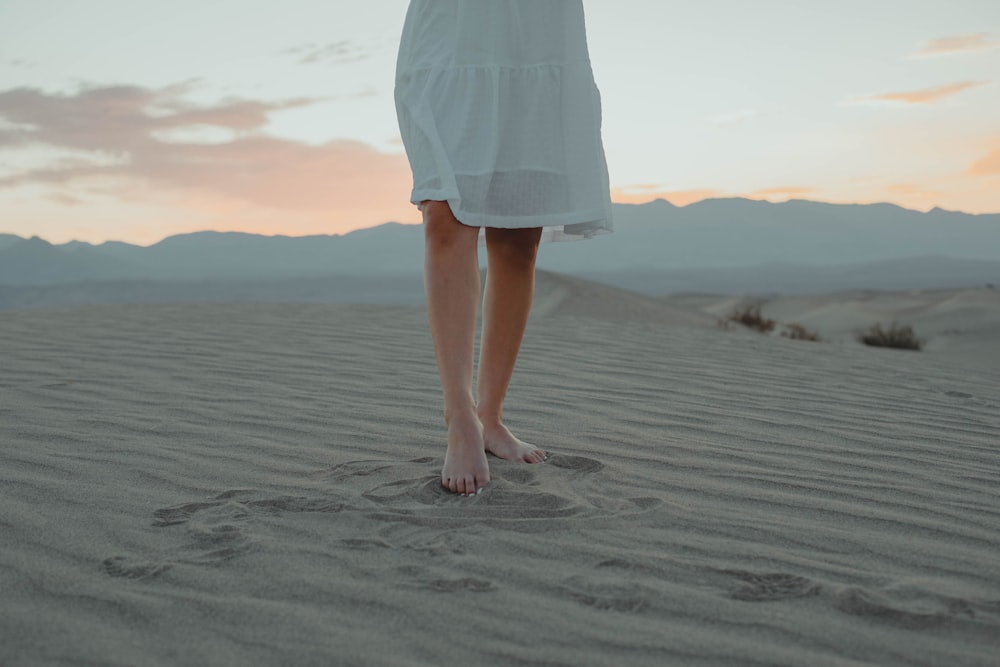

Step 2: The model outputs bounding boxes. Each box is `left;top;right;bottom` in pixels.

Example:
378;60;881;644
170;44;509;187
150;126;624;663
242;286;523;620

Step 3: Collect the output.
539;198;1000;273
2;198;998;293
0;224;425;286
0;233;22;251
585;256;1000;297
0;236;141;285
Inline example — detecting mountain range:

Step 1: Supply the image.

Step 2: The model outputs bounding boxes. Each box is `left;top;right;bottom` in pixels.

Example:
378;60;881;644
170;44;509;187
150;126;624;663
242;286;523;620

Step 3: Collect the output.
2;198;998;306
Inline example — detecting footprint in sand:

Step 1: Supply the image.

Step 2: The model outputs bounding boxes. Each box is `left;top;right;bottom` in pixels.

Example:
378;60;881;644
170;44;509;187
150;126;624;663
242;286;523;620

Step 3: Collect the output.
153;489;347;527
832;585;977;629
355;453;661;524
496;465;537;485
362;474;585;522
146;488;349;567
101;556;171;580
340;527;467;557
546;454;604;473
724;571;987;631
327;458;432;482
181;522;255;564
558;575;651;613
724;571;821;602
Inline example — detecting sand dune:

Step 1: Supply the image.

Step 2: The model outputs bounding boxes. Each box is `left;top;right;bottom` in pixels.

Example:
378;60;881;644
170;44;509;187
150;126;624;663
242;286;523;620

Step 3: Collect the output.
532;270;717;327
2;276;999;665
670;285;1000;369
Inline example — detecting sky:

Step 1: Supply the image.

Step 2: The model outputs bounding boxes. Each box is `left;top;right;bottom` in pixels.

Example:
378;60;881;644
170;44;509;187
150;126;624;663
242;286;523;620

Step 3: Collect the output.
1;0;998;246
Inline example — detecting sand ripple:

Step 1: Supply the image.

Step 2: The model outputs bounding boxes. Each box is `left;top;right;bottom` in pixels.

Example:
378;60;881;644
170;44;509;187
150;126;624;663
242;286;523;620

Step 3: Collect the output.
2;300;998;666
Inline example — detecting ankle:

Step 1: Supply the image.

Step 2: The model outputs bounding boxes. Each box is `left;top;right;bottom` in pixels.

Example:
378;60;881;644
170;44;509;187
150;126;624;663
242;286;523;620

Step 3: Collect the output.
444;405;479;427
476;411;503;430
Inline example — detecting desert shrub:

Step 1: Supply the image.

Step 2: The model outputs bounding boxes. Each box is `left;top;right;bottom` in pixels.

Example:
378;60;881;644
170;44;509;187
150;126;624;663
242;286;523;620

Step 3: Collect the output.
781;323;821;342
727;302;776;333
858;322;923;351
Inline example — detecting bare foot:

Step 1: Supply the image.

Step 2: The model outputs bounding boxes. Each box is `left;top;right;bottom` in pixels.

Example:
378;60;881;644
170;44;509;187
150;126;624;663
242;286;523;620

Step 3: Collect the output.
441;412;490;495
481;421;546;463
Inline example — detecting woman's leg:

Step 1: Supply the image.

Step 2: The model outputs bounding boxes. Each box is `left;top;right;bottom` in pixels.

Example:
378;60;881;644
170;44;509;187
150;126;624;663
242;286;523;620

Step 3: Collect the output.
477;227;546;464
422;201;490;495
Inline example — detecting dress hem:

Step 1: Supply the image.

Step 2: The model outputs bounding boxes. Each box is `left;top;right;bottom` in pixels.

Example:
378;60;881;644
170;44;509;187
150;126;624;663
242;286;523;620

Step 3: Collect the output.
411;193;611;229
409;194;612;245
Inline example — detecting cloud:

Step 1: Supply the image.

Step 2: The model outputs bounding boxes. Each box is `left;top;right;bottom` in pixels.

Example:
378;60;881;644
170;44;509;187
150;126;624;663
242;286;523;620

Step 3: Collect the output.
0;82;412;213
968;147;1000;176
885;183;946;200
748;186;817;200
911;33;997;58
279;40;375;65
611;185;818;207
849;81;990;105
0;82;318;151
44;192;85;206
611;185;722;206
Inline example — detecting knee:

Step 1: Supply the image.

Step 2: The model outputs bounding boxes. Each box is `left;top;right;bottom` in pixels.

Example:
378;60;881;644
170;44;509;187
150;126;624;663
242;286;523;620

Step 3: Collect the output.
423;201;478;252
487;229;541;271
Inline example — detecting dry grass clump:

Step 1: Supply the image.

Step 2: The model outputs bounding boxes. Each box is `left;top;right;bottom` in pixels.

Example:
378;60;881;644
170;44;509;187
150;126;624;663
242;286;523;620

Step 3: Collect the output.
726;303;776;333
858;322;923;351
781;323;821;342
719;303;822;342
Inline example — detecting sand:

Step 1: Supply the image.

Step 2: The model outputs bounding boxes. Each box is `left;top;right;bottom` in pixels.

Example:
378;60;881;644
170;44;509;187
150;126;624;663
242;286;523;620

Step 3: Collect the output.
672;285;1000;370
2;274;999;666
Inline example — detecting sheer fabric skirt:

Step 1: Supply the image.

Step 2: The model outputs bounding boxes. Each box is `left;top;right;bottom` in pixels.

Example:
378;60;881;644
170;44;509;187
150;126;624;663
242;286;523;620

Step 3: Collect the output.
394;0;613;242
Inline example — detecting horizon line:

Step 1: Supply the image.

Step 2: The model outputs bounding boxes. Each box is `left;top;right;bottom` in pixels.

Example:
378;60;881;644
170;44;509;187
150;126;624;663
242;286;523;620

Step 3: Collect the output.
3;195;996;248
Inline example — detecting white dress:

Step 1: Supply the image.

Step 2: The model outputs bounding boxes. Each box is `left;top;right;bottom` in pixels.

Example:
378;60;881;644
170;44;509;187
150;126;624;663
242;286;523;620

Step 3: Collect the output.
394;0;613;242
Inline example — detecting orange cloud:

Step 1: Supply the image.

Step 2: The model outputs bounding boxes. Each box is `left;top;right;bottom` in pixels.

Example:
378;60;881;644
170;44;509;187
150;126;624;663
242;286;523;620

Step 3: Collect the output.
747;186;816;200
969;147;1000;176
612;186;821;207
0;82;417;235
884;183;947;202
43;191;86;206
854;81;990;105
0;82;322;151
610;185;722;206
912;33;997;58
